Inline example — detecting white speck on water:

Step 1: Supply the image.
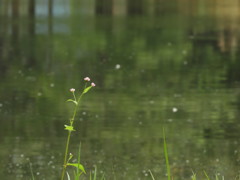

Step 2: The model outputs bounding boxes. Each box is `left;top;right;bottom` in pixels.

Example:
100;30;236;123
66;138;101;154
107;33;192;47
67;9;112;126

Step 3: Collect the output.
36;172;40;175
20;154;24;158
51;165;55;169
37;92;42;96
194;158;199;162
149;100;154;104
139;121;142;125
184;61;188;65
51;156;55;159
95;114;99;118
0;103;3;107
186;160;190;163
189;35;195;39
182;50;187;54
115;64;121;69
172;107;178;112
50;83;54;87
174;94;180;97
145;173;148;176
168;119;173;122
98;160;103;164
82;112;87;115
216;158;219;162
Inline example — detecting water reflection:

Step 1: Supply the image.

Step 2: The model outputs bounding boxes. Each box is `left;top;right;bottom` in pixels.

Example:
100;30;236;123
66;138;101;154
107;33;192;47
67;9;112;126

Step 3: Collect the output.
0;0;240;179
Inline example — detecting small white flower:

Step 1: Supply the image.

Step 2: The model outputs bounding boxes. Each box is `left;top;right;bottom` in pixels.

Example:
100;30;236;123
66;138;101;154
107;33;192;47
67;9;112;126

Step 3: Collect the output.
91;82;96;87
84;77;91;81
70;88;75;92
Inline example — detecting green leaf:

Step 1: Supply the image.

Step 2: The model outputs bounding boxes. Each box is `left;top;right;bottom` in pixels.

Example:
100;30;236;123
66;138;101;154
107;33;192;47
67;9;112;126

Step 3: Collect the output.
66;99;78;105
67;163;86;174
83;86;92;94
64;125;75;131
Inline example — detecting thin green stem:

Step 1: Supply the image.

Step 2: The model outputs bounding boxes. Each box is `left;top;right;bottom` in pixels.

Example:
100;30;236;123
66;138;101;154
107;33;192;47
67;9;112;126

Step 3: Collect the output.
29;161;35;180
61;89;85;180
72;92;77;102
148;170;155;180
61;131;72;180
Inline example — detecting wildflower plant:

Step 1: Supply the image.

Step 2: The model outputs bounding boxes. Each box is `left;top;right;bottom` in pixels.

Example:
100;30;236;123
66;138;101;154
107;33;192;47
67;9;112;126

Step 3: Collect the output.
61;77;96;180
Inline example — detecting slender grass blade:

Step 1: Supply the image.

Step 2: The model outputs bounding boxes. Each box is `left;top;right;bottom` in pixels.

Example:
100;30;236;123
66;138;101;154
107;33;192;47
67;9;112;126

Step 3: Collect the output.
163;128;171;180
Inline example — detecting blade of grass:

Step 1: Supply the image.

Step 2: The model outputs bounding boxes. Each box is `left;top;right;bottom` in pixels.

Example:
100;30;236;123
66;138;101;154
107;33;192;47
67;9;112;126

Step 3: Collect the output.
191;171;197;180
100;173;105;180
93;166;97;180
76;142;82;179
148;169;156;180
163;128;171;180
29;162;35;180
66;171;71;180
204;171;211;180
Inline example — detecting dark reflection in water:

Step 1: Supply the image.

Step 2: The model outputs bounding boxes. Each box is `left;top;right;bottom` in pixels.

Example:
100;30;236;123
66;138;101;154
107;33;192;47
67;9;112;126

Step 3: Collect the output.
0;0;240;179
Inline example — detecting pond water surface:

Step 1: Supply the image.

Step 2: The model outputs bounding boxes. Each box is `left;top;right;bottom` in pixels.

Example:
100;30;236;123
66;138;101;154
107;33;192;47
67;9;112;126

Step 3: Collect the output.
0;0;240;179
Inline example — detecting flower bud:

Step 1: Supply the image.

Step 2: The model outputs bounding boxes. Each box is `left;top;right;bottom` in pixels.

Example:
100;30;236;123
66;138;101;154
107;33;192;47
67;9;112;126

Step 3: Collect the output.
84;77;90;81
70;88;75;92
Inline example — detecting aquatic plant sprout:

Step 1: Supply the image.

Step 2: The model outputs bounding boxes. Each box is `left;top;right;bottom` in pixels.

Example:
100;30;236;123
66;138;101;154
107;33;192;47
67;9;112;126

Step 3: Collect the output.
61;77;95;180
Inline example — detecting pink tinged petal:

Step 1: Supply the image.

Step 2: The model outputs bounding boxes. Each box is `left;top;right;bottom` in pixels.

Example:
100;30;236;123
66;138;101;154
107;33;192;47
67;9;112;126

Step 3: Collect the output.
84;77;90;81
91;82;96;87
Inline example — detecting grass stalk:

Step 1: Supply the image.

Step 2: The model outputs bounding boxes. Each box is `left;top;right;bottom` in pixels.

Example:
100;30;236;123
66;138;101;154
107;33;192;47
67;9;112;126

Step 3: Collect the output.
149;170;156;180
29;161;35;180
204;171;211;180
61;131;72;180
163;128;171;180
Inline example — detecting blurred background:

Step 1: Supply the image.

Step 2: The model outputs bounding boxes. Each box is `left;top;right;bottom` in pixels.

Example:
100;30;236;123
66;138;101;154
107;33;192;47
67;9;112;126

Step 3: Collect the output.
0;0;240;179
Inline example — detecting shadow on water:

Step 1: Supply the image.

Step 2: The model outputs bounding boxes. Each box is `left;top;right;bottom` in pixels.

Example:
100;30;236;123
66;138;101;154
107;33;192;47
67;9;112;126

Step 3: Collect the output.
0;0;240;179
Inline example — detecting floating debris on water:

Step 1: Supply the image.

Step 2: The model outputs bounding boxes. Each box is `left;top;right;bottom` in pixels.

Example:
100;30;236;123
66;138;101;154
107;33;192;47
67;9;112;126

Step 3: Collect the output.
172;107;178;112
115;64;121;69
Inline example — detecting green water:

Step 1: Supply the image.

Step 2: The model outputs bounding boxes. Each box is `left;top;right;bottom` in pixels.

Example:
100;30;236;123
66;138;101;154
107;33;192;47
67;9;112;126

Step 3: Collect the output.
0;0;240;179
